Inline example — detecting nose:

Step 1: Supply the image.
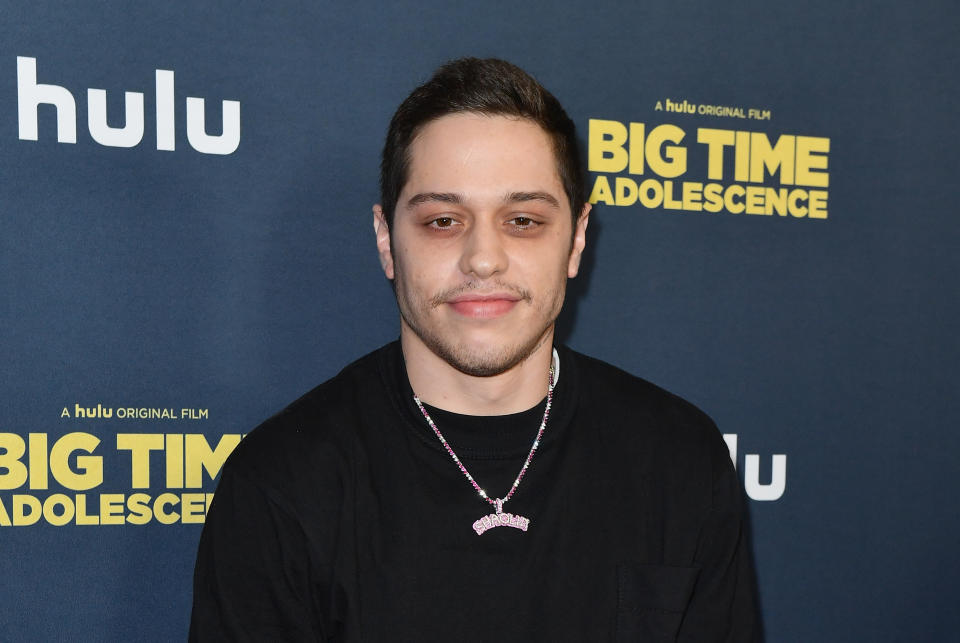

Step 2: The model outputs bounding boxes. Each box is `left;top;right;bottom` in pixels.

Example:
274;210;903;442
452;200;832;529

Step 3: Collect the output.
458;219;508;279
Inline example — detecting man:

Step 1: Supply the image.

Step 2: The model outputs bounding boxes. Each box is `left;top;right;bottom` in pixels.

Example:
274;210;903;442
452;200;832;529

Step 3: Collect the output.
190;58;759;641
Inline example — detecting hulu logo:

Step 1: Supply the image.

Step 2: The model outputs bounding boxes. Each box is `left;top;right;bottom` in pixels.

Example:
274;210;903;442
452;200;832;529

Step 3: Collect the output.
17;56;240;155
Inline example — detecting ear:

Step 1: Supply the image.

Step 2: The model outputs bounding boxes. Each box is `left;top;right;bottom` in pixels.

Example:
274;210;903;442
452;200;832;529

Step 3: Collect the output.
567;203;591;278
373;205;395;280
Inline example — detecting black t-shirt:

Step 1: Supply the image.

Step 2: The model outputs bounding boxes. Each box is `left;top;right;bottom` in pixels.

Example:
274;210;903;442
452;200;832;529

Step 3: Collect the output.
190;342;760;642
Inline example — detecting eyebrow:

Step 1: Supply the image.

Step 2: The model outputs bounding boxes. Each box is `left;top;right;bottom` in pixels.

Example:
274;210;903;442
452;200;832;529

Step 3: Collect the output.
505;191;561;209
405;191;561;209
406;192;462;208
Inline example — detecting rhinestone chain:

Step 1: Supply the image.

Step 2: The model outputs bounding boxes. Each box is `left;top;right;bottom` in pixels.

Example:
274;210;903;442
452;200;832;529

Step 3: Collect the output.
413;366;555;512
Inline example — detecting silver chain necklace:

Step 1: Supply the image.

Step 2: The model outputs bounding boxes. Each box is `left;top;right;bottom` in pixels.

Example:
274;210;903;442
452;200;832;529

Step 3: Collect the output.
413;352;557;536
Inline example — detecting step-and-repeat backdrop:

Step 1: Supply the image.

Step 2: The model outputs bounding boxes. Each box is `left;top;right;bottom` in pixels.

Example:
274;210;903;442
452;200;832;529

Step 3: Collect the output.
2;2;957;641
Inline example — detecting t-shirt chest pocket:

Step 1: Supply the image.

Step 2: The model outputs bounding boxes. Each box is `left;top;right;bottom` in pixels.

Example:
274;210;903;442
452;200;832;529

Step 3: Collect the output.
615;562;700;642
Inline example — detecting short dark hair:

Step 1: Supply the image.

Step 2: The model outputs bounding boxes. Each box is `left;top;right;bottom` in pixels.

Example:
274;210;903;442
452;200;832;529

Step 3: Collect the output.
379;57;585;228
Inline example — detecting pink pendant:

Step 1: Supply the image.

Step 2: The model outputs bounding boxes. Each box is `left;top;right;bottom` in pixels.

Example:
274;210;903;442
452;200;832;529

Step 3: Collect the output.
472;511;530;535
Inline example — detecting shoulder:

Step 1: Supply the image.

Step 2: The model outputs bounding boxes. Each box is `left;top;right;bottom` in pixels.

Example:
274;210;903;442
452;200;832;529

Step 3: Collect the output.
565;347;730;478
220;344;390;498
568;348;716;429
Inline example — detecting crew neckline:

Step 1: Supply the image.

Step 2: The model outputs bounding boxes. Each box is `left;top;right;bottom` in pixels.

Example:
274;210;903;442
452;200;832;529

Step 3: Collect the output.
378;341;577;461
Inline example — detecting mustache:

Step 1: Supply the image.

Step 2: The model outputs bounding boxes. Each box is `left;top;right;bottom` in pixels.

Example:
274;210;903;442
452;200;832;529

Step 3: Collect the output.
429;280;532;308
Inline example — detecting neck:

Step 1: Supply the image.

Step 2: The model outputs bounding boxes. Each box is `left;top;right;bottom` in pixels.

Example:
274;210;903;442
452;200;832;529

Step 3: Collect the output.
401;325;555;416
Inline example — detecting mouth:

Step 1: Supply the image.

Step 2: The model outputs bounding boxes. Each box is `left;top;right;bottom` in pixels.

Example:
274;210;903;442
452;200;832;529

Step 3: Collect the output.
446;292;522;319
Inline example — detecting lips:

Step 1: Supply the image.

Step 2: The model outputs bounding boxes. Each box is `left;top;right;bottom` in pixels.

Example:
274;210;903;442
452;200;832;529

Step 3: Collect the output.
446;293;521;318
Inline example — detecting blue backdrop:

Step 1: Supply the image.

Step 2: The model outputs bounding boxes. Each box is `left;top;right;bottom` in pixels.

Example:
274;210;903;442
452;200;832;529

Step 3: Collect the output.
2;1;958;640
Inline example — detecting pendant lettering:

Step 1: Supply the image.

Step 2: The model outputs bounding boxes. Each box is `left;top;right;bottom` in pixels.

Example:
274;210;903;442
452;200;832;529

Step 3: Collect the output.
472;511;530;535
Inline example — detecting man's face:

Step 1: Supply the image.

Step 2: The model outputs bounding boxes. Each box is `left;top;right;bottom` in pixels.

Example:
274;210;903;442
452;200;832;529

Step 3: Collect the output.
375;112;589;377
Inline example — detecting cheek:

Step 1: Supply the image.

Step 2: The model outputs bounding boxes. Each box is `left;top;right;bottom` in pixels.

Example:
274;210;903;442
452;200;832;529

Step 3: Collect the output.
403;246;460;284
519;247;571;282
393;257;441;304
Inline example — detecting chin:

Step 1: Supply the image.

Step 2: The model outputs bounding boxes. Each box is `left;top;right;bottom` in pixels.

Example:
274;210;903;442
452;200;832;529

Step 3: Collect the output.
440;350;526;377
426;330;552;378
398;294;558;377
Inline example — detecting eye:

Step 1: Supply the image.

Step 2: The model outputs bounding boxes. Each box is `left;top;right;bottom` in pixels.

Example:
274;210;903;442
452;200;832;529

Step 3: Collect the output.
429;217;456;229
508;216;539;229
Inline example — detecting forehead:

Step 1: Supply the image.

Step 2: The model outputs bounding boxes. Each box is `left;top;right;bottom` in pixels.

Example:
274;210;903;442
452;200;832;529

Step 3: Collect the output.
402;113;566;207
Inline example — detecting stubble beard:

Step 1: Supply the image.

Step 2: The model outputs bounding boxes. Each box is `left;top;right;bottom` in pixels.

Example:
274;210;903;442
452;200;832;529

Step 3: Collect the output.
396;278;566;378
